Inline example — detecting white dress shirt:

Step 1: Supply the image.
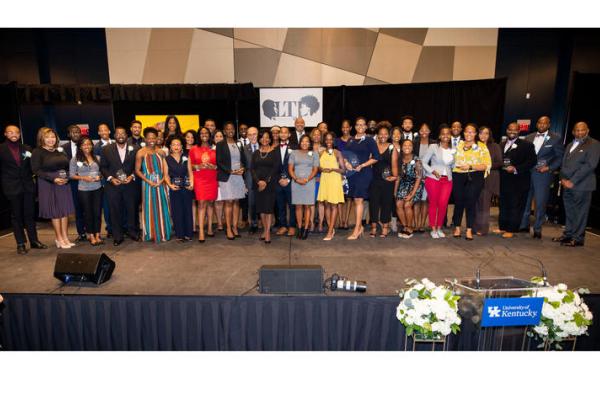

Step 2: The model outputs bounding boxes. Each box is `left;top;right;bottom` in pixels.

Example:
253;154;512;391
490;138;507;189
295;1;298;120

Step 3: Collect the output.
279;141;289;163
117;144;127;163
451;136;461;149
533;131;548;154
70;141;77;159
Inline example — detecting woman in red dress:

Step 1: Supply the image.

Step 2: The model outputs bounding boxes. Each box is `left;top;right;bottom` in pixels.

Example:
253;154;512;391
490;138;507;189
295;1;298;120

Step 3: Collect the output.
189;128;218;242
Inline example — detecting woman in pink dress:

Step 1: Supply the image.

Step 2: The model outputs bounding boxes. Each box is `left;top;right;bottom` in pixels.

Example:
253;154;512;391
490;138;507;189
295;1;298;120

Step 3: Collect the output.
189;128;218;242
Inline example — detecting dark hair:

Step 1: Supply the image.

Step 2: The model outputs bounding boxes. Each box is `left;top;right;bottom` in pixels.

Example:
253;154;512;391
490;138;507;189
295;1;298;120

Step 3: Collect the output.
143;127;159;137
438;123;450;131
298;134;313;149
164;115;182;136
400;138;414;152
204;118;216;126
323;132;336;148
341;119;352;127
66;124;80;137
464;123;478;132
355;116;367;125
76;137;99;165
401;115;415;125
198;127;212;146
130;120;142;127
258;129;274;146
451;120;462;127
317;121;328;128
168;136;183;148
97;122;110;131
477;126;495;145
223;121;235;129
376;120;392;131
299;95;320;115
418;122;431;131
183;129;198;146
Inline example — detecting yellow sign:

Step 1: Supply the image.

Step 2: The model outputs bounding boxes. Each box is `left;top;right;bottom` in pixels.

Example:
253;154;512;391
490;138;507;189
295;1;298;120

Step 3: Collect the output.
135;115;200;135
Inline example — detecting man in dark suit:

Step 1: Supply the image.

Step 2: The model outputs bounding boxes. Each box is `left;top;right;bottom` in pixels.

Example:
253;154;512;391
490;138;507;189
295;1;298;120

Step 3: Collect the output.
289;117;306;148
127;120;144;147
100;127;141;245
242;127;259;233
274;126;297;237
0;125;47;254
498;122;537;238
93;123;114;237
519;116;565;238
553;122;600;247
61;124;86;241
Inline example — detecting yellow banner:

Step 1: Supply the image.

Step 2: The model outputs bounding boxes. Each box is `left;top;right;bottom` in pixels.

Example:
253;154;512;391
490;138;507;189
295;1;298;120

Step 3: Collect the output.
135;115;200;135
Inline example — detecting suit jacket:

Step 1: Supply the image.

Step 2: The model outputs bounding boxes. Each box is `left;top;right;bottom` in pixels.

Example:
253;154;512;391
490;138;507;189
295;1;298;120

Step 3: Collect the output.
216;140;248;182
500;138;537;192
100;143;140;182
524;132;564;171
243;142;259;189
275;141;298;180
414;137;438;158
93;139;114;159
289;131;306;148
0;142;36;196
560;136;600;191
61;140;78;160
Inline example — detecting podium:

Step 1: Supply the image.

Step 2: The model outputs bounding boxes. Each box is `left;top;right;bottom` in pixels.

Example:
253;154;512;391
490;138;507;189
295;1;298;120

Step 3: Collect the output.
447;276;545;351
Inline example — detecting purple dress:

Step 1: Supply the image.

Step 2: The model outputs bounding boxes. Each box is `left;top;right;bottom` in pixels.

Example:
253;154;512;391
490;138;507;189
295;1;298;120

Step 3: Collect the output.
31;147;75;219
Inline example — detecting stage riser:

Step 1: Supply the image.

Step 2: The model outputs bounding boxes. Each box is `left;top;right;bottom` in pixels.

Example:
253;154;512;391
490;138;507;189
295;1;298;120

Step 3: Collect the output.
1;294;599;351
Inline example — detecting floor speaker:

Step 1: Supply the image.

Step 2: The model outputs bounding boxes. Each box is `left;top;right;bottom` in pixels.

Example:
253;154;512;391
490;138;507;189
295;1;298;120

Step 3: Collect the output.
259;265;324;294
54;253;115;285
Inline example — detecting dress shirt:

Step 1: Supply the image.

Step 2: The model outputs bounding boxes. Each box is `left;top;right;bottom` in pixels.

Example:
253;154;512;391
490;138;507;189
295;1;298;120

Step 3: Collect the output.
117;144;127;163
279;141;289;162
70;141;77;159
533;131;548;154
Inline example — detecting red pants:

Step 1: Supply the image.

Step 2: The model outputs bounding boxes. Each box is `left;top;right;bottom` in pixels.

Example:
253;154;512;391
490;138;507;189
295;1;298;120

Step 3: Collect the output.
425;176;453;228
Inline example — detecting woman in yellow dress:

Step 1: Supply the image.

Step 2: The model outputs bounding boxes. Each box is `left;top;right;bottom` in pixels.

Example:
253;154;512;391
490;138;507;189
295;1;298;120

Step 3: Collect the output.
317;132;346;240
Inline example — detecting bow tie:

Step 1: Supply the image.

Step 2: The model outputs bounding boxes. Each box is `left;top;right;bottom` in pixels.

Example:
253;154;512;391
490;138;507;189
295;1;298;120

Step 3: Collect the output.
280;143;288;147
536;133;546;138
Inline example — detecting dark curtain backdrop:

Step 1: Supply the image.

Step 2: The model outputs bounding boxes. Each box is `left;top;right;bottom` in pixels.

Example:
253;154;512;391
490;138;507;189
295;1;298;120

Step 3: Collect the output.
1;294;598;351
0;82;20;230
568;72;600;229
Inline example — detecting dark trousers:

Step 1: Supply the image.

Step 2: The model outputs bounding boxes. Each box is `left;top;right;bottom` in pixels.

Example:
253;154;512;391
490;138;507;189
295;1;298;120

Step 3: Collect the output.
169;188;194;239
240;195;249;222
247;188;258;226
499;178;530;233
452;171;484;229
276;183;296;227
100;179;112;233
6;192;39;245
368;179;394;223
105;182;138;241
474;183;494;234
563;189;592;242
78;188;103;234
520;171;553;232
69;179;86;236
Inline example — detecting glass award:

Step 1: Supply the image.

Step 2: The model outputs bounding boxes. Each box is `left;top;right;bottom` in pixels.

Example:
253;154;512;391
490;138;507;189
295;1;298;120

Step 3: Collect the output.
502;158;511;170
341;150;359;178
381;166;391;179
184;176;191;188
149;172;159;184
536;159;547;169
57;169;68;179
173;177;183;188
116;169;127;182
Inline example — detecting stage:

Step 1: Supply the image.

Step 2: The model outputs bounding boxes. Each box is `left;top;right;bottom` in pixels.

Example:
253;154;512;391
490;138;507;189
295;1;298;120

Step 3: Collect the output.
1;210;600;350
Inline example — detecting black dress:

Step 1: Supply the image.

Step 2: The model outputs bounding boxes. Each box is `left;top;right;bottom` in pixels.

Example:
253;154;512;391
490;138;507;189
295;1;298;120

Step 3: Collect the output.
251;149;281;214
30;147;75;219
369;146;396;224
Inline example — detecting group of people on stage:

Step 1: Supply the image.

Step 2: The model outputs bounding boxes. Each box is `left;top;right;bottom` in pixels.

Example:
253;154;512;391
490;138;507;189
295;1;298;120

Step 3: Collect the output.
1;113;598;254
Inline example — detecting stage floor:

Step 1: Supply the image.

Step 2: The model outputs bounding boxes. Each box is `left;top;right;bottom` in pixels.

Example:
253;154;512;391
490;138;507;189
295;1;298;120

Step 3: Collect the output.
1;210;600;296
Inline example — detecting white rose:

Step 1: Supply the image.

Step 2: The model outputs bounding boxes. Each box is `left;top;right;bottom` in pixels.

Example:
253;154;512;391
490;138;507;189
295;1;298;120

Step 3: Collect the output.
57;147;63;152
308;151;313;157
410;159;415;165
128;145;134;152
23;151;32;158
557;283;568;291
76;161;83;167
472;144;478;150
511;143;518;149
421;278;435;290
388;144;394;151
328;148;333;155
140;142;146;147
182;156;188;162
287;148;292;155
211;145;216;150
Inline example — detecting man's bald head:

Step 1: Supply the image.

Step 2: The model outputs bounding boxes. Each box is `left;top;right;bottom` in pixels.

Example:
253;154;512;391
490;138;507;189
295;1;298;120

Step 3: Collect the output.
573;121;589;139
246;126;258;144
537;116;551;133
294;117;305;133
4;125;21;142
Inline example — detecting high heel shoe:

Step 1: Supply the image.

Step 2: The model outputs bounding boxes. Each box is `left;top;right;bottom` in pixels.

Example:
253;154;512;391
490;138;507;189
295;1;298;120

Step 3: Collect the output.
302;227;310;240
453;228;461;238
347;227;364;240
465;229;474;241
55;240;72;249
297;228;304;239
380;227;389;238
323;229;336;241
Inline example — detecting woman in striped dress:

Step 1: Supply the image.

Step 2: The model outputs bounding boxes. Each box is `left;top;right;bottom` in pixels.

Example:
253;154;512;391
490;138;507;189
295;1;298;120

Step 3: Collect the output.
135;128;172;243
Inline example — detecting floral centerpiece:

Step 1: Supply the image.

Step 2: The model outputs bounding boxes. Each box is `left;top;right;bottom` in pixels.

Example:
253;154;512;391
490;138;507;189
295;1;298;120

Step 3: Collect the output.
396;278;461;340
524;278;593;349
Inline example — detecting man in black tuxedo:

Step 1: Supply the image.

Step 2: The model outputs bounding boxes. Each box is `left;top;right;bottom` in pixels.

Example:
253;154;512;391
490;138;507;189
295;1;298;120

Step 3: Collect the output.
498;122;537;238
553;122;600;247
242;127;259;233
100;127;141;245
0;125;47;254
274;126;297;237
61;124;86;241
127;120;144;147
289;117;306;147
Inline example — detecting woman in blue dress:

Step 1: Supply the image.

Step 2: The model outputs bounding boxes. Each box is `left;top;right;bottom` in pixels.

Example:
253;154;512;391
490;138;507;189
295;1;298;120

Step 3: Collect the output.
343;117;379;240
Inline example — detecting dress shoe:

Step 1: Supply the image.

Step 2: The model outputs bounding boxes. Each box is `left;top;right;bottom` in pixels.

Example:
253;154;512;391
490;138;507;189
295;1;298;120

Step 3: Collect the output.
75;234;87;243
126;233;142;242
106;232;113;238
561;240;584;247
302;228;310;240
518;228;530;233
297;228;304;239
502;232;514;239
113;239;124;246
533;231;542;239
249;226;258;234
276;227;288;235
17;244;28;254
287;227;296;237
30;240;48;249
552;235;571;243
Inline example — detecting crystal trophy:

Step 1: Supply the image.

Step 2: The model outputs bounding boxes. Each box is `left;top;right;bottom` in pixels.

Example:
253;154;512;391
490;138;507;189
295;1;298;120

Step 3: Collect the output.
381;166;391;179
173;177;183;188
116;169;127;182
536;159;547;169
502;158;511;170
184;176;191;188
149;172;159;184
58;169;68;180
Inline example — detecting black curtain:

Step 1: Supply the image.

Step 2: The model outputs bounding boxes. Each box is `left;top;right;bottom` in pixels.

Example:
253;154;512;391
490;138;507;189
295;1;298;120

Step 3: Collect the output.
327;78;507;141
0;82;21;230
2;294;599;351
568;72;600;229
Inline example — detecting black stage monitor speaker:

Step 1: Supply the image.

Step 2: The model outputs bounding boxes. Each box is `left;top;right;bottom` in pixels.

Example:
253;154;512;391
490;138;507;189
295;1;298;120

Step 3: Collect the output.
54;253;116;285
259;265;324;294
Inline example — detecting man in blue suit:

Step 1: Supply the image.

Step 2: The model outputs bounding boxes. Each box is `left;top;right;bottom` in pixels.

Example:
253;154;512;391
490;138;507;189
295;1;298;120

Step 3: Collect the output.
275;126;297;237
553;122;600;247
519;116;565;238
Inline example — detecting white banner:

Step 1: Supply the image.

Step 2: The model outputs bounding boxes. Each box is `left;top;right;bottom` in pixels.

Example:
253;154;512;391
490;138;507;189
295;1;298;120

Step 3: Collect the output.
259;88;323;128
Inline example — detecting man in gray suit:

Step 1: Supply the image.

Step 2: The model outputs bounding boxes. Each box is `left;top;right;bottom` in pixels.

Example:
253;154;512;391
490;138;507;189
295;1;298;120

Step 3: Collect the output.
553;122;600;247
519;116;565;238
243;127;260;233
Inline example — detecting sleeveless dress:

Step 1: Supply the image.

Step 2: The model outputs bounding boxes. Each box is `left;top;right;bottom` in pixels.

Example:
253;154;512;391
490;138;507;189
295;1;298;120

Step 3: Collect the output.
317;150;345;204
141;151;172;242
397;156;424;200
189;145;218;201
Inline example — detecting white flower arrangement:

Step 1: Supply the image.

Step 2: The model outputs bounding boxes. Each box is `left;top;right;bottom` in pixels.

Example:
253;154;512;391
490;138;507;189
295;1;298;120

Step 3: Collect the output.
545;135;550;142
237;142;242;148
524;279;593;349
128;145;134;152
396;278;462;339
57;147;63;152
76;161;83;167
22;151;32;158
211;145;216;150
